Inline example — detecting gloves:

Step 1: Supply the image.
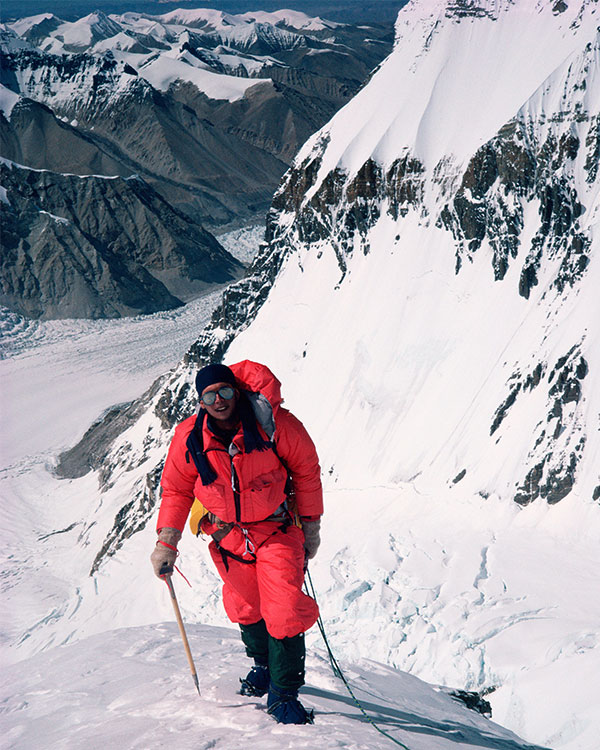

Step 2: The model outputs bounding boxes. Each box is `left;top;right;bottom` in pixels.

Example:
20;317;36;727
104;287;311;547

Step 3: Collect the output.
301;518;321;560
150;527;182;578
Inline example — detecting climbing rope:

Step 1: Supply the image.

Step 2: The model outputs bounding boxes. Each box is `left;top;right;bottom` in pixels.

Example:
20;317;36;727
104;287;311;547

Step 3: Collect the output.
305;569;412;750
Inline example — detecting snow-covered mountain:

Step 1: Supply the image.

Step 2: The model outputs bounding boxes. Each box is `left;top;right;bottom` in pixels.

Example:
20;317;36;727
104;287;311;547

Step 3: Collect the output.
1;9;392;226
2;1;599;749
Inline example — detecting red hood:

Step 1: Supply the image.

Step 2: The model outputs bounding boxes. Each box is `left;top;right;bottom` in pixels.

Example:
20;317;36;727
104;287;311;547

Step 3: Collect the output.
229;360;283;413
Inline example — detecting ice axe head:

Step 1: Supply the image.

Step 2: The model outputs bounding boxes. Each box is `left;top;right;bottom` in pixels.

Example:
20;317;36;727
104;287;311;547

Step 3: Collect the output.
159;561;174;577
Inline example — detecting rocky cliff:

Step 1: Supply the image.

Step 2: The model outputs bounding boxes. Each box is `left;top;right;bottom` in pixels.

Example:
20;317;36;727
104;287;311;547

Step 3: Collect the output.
0;159;241;318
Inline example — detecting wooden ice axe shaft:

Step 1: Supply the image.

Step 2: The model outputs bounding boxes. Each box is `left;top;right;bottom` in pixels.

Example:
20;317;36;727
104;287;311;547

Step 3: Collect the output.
162;569;200;695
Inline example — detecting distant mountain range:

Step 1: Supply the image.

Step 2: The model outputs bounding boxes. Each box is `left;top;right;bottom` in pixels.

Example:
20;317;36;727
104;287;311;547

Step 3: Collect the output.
0;7;393;318
1;1;409;25
1;9;393;225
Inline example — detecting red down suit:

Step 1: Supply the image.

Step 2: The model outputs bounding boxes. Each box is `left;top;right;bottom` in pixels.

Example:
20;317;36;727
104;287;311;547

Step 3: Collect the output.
158;360;323;639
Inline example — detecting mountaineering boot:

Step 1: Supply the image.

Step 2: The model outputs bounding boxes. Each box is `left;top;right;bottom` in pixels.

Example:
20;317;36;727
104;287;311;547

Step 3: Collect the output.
239;620;269;696
266;682;314;724
239;664;270;697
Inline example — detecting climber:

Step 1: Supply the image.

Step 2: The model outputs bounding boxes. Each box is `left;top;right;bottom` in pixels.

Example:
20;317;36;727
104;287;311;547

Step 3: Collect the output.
151;360;323;724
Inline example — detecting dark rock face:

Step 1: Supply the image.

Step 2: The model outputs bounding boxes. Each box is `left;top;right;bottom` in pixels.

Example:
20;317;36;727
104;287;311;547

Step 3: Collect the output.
0;97;129;177
491;348;589;507
55;397;153;480
439;119;592;299
446;688;493;718
271;148;425;278
445;3;495;21
0;160;242;319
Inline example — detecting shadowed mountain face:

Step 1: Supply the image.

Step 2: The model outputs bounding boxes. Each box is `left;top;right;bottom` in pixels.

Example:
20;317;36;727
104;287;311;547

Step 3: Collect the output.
0;159;242;319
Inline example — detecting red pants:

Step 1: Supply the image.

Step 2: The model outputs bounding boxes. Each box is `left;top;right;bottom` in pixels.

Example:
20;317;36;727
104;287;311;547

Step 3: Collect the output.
209;523;318;640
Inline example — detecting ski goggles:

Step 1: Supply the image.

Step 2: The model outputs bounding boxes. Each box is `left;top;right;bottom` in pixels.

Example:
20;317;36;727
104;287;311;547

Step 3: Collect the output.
200;385;236;405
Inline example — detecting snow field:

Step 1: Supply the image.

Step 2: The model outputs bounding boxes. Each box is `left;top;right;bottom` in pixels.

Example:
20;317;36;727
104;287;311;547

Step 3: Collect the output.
0;622;544;750
137;54;269;102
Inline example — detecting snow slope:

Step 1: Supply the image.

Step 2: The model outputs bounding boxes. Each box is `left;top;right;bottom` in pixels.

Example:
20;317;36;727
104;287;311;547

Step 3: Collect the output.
300;0;598;185
0;82;20;118
0;622;546;750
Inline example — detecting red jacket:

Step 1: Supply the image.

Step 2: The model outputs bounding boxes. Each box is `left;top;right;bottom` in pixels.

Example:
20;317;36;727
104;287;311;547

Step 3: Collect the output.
158;361;323;532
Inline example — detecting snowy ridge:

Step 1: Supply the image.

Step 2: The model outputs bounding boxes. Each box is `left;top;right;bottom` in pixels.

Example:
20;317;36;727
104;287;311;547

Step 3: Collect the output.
51;11;124;51
0;623;544;750
297;0;598;182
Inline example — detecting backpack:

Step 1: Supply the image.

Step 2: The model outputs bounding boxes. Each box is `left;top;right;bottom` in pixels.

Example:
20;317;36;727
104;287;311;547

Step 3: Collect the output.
187;360;299;535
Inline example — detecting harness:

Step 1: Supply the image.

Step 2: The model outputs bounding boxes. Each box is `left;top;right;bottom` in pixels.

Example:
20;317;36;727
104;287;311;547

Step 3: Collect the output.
213;512;294;572
185;403;298;571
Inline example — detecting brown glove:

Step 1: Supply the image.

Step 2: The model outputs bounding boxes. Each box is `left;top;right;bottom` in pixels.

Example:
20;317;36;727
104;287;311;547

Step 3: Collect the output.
150;527;182;578
302;518;321;560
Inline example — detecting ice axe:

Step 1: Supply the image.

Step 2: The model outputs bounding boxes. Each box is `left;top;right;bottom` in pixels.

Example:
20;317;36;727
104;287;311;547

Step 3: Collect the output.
160;563;200;695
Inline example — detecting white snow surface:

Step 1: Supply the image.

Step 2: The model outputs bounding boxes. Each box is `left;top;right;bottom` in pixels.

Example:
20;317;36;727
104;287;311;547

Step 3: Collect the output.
298;0;599;183
236;9;338;31
6;13;59;37
0;623;540;750
137;53;267;101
